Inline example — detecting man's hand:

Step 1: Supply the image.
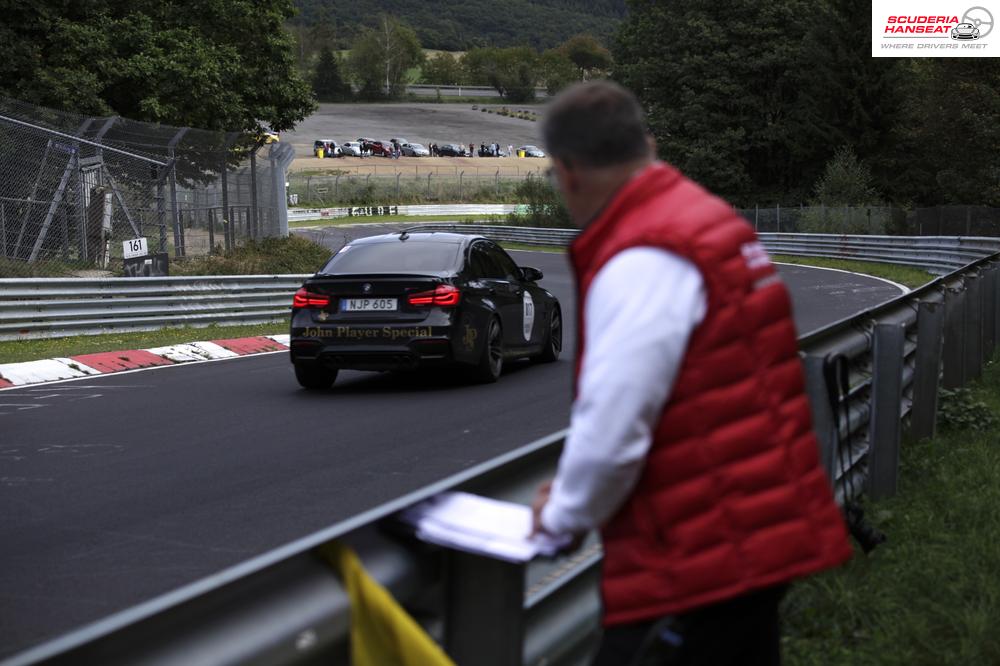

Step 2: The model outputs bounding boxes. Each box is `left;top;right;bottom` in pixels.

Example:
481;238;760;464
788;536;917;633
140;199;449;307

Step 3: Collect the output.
531;480;553;536
532;480;587;554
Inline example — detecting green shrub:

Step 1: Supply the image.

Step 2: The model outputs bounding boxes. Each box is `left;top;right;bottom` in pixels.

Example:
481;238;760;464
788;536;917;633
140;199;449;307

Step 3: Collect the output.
505;176;573;228
167;235;331;276
937;388;998;432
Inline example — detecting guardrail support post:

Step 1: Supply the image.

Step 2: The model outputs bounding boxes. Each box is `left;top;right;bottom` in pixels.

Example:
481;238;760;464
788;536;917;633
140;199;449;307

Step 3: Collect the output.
964;273;983;381
983;264;998;358
803;356;838;481
911;299;945;440
868;323;905;500
446;552;525;666
943;284;966;388
992;263;1000;359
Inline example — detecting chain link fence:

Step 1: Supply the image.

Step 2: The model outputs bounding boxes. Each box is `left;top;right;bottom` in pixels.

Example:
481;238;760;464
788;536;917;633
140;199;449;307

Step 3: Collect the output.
740;204;1000;236
287;166;546;207
0;97;294;277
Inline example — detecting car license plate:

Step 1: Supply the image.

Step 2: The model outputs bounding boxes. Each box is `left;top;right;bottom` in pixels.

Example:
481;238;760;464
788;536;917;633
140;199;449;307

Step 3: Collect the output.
341;298;397;312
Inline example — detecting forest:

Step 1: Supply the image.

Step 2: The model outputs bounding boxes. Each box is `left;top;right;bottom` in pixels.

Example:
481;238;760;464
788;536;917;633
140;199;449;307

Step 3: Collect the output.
290;0;625;50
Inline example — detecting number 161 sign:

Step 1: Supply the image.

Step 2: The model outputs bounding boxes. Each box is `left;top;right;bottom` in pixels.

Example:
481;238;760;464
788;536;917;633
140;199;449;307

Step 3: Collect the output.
123;237;148;259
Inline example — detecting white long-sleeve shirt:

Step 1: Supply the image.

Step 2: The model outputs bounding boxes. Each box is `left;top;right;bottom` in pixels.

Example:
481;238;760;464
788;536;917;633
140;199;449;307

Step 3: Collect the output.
540;247;707;535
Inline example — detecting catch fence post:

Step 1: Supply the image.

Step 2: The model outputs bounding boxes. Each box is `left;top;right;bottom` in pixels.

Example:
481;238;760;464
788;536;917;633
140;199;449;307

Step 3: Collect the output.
868;323;905;500
221;151;232;252
911;297;945;440
446;552;526;666
776;203;781;232
208;207;216;254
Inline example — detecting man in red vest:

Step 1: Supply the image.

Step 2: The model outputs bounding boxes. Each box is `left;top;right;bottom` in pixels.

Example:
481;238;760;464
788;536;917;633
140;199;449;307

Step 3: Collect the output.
531;81;852;665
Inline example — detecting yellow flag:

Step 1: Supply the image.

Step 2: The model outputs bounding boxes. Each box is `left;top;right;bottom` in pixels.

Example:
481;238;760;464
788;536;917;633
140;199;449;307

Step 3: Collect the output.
322;542;457;666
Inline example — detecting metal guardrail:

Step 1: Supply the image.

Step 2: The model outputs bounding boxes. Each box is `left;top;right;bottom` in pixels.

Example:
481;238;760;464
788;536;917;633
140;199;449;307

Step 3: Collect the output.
409;224;1000;274
0;275;308;340
288;204;521;222
4;229;1000;666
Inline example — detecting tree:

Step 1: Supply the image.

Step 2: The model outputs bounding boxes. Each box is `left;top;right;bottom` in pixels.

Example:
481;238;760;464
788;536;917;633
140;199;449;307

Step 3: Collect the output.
615;0;825;203
348;15;423;98
540;49;578;95
558;34;612;79
884;59;1000;207
312;46;352;102
812;147;882;205
422;52;465;86
464;47;539;102
0;0;315;133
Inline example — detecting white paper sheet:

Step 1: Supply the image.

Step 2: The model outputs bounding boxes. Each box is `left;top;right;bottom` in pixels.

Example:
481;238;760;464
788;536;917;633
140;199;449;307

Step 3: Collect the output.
399;491;572;563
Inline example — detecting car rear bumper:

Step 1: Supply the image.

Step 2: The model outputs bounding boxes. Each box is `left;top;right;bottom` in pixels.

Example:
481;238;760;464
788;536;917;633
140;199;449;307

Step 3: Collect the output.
290;324;461;370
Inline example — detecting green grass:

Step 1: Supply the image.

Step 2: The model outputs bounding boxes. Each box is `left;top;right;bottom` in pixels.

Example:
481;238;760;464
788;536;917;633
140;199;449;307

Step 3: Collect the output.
782;358;1000;665
0;323;287;364
499;241;566;253
771;255;934;289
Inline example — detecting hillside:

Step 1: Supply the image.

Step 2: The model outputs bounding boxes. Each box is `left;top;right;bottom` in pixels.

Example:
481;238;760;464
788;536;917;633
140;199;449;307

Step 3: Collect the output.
292;0;626;50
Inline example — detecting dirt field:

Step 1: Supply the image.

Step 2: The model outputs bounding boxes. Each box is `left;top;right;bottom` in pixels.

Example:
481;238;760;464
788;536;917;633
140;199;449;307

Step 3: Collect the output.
282;102;550;175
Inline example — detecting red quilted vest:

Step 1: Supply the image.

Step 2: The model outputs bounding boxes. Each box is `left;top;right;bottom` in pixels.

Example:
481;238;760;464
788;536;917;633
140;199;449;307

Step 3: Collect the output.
570;162;851;626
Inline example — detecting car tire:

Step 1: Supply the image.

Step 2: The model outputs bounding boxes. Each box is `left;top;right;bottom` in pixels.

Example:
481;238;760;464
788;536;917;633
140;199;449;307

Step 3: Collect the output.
473;318;504;383
294;362;338;389
536;307;562;363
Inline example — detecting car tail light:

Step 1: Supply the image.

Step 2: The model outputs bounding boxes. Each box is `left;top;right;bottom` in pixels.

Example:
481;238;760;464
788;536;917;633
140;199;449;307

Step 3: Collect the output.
408;284;461;307
293;287;330;308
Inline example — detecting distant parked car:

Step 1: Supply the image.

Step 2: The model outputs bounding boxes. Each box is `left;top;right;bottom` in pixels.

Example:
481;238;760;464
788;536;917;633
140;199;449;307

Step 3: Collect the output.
390;137;410;147
401;142;429;157
313;139;341;158
517;145;546;158
438;143;467;157
366;140;393;157
340;141;363;157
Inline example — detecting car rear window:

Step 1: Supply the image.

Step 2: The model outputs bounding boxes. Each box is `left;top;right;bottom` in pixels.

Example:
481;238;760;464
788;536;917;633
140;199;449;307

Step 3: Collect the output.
320;240;461;274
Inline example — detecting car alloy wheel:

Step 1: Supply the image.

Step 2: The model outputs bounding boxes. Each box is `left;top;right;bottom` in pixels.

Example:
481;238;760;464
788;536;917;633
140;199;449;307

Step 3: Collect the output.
474;318;504;383
537;308;562;363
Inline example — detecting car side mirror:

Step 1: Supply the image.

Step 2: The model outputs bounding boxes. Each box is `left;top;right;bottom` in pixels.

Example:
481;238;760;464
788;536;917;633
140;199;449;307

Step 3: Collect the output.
520;266;543;282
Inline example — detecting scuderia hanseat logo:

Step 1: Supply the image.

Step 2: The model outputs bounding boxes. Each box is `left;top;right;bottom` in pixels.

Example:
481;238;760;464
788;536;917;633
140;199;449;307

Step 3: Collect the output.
873;3;995;56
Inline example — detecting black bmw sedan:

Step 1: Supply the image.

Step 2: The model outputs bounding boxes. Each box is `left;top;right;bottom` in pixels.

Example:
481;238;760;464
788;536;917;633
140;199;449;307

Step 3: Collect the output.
289;232;562;388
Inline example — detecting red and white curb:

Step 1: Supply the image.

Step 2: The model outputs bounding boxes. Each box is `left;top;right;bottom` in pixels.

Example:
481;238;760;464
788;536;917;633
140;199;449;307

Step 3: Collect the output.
0;335;290;389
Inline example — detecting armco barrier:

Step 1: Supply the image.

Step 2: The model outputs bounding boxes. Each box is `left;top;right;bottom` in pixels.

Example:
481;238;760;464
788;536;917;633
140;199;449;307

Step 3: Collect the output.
4;227;1000;341
288;204;521;222
4;230;1000;665
0;275;308;340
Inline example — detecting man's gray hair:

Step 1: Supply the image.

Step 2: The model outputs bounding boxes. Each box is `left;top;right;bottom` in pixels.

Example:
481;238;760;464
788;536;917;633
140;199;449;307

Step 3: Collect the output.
541;81;650;168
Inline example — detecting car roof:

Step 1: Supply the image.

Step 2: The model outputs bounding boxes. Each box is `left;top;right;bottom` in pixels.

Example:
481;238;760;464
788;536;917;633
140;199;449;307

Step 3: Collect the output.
349;232;482;247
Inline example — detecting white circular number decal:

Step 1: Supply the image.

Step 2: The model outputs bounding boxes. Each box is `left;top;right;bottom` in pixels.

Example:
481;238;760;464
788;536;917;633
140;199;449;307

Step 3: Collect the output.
522;292;535;341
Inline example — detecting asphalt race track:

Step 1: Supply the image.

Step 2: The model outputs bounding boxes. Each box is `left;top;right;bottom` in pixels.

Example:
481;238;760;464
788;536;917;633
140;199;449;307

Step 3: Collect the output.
0;251;905;659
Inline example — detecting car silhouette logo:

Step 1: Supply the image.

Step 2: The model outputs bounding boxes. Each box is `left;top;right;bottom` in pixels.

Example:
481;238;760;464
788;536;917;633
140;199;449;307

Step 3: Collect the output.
951;22;981;39
362;283;372;293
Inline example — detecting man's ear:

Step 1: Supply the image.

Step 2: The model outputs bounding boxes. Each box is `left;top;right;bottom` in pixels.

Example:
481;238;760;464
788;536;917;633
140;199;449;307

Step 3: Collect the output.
553;159;580;194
